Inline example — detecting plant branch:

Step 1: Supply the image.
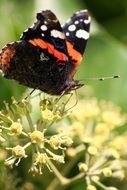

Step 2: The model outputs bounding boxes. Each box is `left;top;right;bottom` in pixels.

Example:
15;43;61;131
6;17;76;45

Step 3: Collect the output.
46;146;86;190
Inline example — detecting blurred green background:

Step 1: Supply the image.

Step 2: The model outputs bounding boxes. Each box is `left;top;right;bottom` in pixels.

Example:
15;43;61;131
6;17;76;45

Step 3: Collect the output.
0;0;127;110
0;1;127;190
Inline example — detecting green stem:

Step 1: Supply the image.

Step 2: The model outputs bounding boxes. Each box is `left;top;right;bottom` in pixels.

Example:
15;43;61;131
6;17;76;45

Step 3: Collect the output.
90;158;112;173
46;178;59;190
26;113;34;131
46;121;54;130
46;145;86;190
86;176;91;186
47;160;85;190
93;180;108;190
47;160;69;185
90;157;107;171
68;173;85;183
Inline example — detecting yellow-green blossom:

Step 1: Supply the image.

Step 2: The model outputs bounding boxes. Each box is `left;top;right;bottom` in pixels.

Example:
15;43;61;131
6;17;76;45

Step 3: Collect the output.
41;108;54;121
102;167;112;177
78;162;88;173
9;122;23;136
34;153;48;165
88;146;98;156
12;145;27;158
0;95;127;190
86;185;97;190
29;130;44;144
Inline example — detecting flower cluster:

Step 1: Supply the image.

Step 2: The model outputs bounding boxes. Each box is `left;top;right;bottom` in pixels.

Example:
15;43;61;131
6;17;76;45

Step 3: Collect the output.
0;95;127;190
0;95;72;175
62;98;127;190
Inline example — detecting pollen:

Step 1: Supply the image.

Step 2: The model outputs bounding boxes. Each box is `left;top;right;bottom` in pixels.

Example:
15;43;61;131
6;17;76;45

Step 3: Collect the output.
10;122;23;136
41;108;54;121
49;135;61;149
35;153;48;164
12;145;26;158
29;130;44;144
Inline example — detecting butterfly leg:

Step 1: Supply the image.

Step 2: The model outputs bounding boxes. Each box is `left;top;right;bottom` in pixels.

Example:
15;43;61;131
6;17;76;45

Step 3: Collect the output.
64;90;79;112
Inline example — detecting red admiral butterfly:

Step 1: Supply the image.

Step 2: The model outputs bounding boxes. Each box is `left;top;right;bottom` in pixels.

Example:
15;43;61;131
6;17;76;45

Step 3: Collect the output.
0;10;90;95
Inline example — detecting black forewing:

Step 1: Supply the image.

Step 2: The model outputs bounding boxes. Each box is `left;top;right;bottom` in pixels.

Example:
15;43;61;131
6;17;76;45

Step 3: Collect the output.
62;10;91;55
20;10;68;55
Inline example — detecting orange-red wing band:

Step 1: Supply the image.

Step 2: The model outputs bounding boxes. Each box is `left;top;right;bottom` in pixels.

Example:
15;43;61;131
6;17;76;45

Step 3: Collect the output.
29;39;68;61
66;41;82;66
0;46;16;70
66;41;83;77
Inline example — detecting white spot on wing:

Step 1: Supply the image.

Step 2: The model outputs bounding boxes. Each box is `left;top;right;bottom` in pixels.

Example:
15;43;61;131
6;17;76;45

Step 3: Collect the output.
20;29;29;38
51;30;65;39
29;24;35;29
66;18;71;23
74;20;79;25
76;29;89;40
76;11;80;14
20;34;23;38
41;25;47;31
66;32;70;36
68;24;76;31
24;29;29;33
61;23;65;28
84;16;91;24
1;45;7;50
80;10;88;13
44;21;48;24
76;9;87;14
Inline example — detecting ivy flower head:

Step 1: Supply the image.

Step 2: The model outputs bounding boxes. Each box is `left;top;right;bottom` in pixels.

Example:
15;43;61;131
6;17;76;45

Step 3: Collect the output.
0;95;127;190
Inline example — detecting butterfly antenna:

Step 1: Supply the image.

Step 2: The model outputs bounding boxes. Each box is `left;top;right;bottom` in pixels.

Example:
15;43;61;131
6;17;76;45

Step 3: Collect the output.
24;89;36;100
79;75;120;82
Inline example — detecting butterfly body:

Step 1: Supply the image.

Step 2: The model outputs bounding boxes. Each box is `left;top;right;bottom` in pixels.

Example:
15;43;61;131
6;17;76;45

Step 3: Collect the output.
0;10;90;95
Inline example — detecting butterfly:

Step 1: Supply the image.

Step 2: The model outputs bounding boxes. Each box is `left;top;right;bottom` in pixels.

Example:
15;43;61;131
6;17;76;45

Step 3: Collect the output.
0;10;90;95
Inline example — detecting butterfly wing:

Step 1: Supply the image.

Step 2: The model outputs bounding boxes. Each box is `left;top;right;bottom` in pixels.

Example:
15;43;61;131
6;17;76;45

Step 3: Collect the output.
0;10;90;95
21;10;68;61
62;10;91;77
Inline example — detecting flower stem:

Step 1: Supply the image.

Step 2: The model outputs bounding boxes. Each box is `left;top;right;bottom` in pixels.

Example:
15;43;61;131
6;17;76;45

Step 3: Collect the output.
46;160;85;190
26;113;34;131
47;160;69;185
46;147;86;190
93;180;108;190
